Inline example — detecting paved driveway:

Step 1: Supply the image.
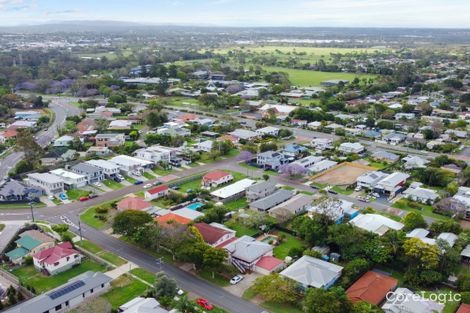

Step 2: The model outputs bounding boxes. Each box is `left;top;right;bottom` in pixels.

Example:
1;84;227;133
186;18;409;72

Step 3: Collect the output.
224;273;262;297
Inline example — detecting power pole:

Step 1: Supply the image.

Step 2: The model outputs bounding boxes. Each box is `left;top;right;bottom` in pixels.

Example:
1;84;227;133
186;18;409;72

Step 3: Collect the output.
29;201;35;223
78;217;83;241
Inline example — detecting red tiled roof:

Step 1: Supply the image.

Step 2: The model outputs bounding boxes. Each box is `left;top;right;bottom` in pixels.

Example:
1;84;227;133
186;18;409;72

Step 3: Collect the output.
32;242;79;265
346;271;398;305
457;304;470;313
117;197;152;211
155;213;191;225
194;223;229;245
216;236;238;248
1;129;18;138
202;170;231;182
217;134;238;143
178;113;198;122
147;185;169;195
77;118;96;133
255;256;284;271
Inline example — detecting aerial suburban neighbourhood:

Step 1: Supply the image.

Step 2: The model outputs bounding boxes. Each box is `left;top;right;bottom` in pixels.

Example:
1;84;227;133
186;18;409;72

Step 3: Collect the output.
0;2;469;313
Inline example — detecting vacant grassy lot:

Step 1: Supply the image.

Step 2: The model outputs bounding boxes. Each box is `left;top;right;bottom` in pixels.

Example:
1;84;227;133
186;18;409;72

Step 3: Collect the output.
392;198;450;221
80;207;107;229
142;171;156;180
66;189;91;201
101;275;148;309
224;220;259;237
273;231;306;260
129;268;156;284
12;259;106;293
264;66;375;87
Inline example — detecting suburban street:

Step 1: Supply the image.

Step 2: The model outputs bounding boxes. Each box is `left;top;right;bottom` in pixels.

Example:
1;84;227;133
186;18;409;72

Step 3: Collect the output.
0;97;81;181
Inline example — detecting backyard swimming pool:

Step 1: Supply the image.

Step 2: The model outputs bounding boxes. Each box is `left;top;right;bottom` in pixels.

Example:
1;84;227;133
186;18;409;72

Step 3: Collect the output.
186;202;204;210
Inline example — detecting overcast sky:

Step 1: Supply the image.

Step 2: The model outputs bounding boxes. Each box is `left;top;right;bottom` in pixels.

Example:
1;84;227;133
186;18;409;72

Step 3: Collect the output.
1;0;469;28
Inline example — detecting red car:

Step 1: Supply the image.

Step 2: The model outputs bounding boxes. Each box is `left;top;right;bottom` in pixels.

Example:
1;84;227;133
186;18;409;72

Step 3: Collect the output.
79;196;90;202
197;298;213;310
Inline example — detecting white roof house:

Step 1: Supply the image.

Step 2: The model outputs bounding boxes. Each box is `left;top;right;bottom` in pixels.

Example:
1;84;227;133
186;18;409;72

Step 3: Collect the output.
259;104;297;115
403;183;440;204
224;235;273;264
172;208;204;221
376;172;410;194
382;288;444;313
50;169;88;188
119;297;169;313
53;135;74;147
338;142;365;154
406;228;430;239
229;129;260;141
437;232;458;247
350;214;404;236
308;160;338;173
280;255;343;289
356;171;389;189
256;126;280;137
85;159;120;172
402;155;430;169
109;155;153;169
109;120;135;129
210;178;255;200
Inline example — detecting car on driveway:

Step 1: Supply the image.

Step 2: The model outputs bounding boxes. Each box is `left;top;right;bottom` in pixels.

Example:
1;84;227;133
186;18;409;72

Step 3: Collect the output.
79;196;90;202
197;298;213;310
230;275;244;285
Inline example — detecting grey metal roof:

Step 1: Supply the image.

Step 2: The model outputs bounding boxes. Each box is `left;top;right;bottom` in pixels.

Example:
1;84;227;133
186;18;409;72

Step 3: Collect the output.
3;271;112;313
0;180;41;198
250;189;294;211
224;235;273;263
246;180;277;193
71;162;102;174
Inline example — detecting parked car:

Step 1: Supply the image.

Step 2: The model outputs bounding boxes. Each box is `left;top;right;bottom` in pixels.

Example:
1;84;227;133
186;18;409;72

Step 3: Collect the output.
59;193;68;201
144;184;152;189
328;189;338;195
79;196;90;202
197;298;213;310
354;186;362;192
134;180;143;185
230;275;244;285
89;194;98;199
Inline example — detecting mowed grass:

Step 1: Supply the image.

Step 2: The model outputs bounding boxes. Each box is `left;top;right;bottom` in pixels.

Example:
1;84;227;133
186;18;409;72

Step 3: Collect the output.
12;259;106;293
66;189;90;200
273;231;306;260
80;207;107;229
76;240;127;267
101;274;148;309
129;268;156;284
103;179;124;190
263;66;376;87
392;198;450;221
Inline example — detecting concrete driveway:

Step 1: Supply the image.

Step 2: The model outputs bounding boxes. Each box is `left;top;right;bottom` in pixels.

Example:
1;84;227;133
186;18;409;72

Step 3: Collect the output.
224;272;262;297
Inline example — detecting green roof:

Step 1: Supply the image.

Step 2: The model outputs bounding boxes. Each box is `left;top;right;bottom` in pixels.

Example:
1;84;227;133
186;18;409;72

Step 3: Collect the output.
5;247;29;260
15;235;42;251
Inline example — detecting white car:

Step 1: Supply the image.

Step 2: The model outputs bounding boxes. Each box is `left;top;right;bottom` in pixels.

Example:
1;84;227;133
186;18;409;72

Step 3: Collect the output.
144;184;152;189
354;186;361;192
230;275;244;285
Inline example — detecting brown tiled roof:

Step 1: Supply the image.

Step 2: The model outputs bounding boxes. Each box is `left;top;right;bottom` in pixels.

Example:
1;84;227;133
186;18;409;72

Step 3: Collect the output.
346;271;398;305
194;223;229;245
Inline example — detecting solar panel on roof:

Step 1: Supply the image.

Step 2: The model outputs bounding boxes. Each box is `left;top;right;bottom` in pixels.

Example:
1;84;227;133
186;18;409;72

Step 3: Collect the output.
48;281;85;300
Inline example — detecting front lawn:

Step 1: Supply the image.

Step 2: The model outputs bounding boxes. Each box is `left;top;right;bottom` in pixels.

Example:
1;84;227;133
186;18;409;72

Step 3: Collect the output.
273;231;306;260
142;171;156;180
12;259;106;293
101;274;148;309
153;167;173;176
198;268;230;287
66;189;91;201
177;178;202;193
129;268;156;284
331;186;354;195
103;179;124;190
124;175;137;183
243;287;302;313
0;202;46;209
392;198;450;221
76;240;127;267
76;240;102;254
224;220;259;237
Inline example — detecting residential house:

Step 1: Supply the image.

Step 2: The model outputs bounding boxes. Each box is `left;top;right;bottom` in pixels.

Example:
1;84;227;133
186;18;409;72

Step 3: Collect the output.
32;242;82;275
134;145;173;164
95;133;126;148
437;232;458;247
338;142;365;154
250;189;295;212
76;118;96;136
86;146;111;157
117;197;152;212
54;135;74;147
2;271;112;313
6;233;54;265
202;171;234;188
109;120;135;130
371;150;400;163
403;182;439;204
356;171;389;190
50;169;88;189
382;288;444;313
14;110;41;120
85;159;120;179
320;79;349;87
224;235;276;273
256;126;280;137
9;120;36;128
350;214;404;236
310;138;333;151
70;163;104;184
451;187;470;217
283;144;308;158
155;213;192;226
257;151;290;170
229;129;260;141
157;122;191;137
290;119;308;127
172;208;204;221
210;179;255;202
347;271;398;305
308;198;359;224
109;155;153;174
245;180;278;202
270;194;314;220
259;104;297;120
402;155;430;170
41;147;76;166
119;297;170;313
27;173;65;195
380;132;407;145
193;140;213;153
395;113;416;120
194;222;236;247
376;172;410;196
280;255;343;289
291;156;324;171
145;185;169;201
0;179;43;202
309;160;338;173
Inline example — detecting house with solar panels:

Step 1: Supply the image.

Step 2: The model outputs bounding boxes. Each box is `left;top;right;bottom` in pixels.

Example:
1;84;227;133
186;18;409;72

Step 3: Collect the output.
2;271;111;313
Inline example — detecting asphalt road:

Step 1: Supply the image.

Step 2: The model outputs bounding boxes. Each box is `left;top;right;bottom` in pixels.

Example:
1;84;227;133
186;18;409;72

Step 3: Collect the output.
0;97;81;181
